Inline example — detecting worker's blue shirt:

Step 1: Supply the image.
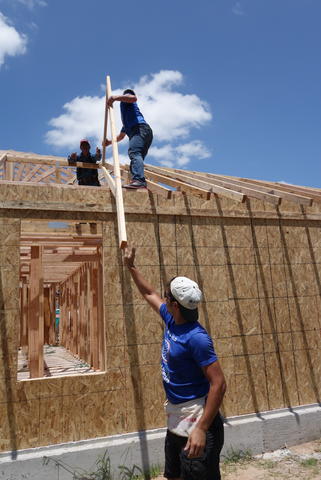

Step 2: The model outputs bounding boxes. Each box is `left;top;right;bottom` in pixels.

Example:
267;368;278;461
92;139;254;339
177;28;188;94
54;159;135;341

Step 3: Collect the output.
120;101;147;136
159;303;218;404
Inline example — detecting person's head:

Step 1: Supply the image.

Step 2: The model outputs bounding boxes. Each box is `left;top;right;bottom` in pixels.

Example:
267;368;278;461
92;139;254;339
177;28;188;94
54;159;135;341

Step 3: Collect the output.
165;276;202;322
80;139;90;154
123;88;136;96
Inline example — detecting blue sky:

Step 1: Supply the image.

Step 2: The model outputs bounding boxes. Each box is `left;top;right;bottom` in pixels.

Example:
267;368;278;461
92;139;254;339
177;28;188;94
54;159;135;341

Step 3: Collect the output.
0;0;321;186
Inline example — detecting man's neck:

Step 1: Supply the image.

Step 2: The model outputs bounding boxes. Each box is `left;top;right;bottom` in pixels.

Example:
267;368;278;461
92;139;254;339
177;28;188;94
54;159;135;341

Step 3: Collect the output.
173;312;187;325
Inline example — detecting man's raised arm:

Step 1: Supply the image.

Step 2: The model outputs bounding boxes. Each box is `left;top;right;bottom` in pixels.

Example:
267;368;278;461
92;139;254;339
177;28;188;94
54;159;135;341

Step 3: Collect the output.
123;247;163;313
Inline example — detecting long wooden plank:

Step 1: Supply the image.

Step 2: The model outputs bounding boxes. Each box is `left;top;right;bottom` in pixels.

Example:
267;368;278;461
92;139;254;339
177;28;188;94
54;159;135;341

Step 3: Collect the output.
108;163;172;197
211;174;313;206
101;165;116;194
106;75;127;249
6;154;100;170
101;80;109;165
182;169;281;205
145;165;246;203
28;246;44;378
239;177;321;203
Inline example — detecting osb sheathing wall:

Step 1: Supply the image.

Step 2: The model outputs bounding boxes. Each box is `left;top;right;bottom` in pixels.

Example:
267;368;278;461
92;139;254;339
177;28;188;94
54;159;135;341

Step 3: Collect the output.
0;182;321;452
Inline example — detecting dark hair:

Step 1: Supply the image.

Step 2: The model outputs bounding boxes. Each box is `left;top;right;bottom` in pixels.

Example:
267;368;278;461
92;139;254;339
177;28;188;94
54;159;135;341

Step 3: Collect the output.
166;277;198;322
123;88;136;96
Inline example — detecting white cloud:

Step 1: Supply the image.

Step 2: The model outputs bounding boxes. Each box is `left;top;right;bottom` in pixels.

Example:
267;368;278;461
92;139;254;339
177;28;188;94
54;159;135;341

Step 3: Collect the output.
149;141;211;168
0;12;27;68
232;2;245;16
16;0;47;8
45;70;212;169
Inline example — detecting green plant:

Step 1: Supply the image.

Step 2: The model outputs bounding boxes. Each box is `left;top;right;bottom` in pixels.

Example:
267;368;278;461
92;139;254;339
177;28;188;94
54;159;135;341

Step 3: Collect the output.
300;458;318;468
223;448;253;464
42;451;161;480
118;464;143;480
258;459;276;469
43;450;112;479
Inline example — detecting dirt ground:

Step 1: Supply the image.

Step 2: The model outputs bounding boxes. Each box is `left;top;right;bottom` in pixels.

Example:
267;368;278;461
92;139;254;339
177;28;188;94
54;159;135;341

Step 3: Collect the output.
156;439;321;480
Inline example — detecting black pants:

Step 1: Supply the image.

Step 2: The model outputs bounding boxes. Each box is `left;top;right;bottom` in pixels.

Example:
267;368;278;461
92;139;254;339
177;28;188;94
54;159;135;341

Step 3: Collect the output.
164;414;224;480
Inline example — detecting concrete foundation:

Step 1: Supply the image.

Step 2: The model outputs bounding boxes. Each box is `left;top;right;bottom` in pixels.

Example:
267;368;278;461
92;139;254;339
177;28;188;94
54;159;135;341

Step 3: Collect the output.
0;403;320;480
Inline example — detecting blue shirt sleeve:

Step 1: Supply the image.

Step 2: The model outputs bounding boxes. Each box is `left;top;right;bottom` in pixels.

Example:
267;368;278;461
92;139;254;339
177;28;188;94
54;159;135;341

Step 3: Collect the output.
159;303;174;328
189;331;217;367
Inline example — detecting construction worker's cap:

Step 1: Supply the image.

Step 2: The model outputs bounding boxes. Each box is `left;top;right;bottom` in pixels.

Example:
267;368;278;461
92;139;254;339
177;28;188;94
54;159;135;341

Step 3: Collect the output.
80;139;90;148
170;277;202;310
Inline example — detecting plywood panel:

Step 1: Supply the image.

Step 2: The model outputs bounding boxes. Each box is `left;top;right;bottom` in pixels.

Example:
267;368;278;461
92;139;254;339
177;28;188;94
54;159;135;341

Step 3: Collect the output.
227;247;256;265
175;216;193;246
230;299;261;335
105;305;125;347
228;265;258;299
274;298;291;332
288;296;319;331
286;264;318;296
259;298;276;334
39;396;63;445
256;264;273;298
0;269;20;311
251;219;268;247
218;357;236;418
232;335;263;356
158;215;176;246
234;354;269;414
264;353;285;410
0;219;20;246
198;266;229;301
191;217;224;247
206;301;232;339
223;219;253;247
126;215;158;247
124;304;163;345
280;351;300;406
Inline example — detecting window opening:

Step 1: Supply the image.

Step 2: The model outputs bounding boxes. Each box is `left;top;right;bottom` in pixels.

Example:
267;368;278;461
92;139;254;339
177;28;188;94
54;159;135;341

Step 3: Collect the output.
18;220;105;379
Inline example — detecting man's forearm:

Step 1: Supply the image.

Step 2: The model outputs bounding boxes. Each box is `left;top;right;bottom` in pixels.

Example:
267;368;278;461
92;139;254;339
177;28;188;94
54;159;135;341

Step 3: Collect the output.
127;265;156;297
197;383;226;431
113;94;137;103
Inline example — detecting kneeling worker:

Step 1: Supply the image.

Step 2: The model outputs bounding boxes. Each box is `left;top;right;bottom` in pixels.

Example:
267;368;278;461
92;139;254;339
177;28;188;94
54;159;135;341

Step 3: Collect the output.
124;246;226;480
68;139;101;186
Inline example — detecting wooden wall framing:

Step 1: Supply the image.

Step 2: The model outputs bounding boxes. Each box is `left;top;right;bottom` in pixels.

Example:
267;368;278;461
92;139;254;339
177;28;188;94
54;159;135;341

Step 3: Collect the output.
0;181;320;452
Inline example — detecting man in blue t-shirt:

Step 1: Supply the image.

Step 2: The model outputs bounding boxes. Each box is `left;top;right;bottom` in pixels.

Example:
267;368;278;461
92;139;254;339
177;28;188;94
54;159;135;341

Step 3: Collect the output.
105;89;153;189
124;247;226;480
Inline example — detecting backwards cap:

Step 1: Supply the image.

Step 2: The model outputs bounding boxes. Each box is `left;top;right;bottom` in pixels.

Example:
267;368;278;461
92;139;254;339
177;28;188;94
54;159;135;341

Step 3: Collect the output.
170;277;202;310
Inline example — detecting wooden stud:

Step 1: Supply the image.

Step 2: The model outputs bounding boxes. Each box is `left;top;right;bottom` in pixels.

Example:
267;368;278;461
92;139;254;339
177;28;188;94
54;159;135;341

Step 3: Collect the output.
28;246;44;378
213;174;313;206
146;165;246;202
20;279;29;351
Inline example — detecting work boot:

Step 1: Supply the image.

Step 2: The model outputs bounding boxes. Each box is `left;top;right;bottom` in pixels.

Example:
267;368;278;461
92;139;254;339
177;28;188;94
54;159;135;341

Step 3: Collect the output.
122;181;147;189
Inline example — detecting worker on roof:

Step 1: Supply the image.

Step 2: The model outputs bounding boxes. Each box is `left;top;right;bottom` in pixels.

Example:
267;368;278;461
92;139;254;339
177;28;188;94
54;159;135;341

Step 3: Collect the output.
68;139;101;186
104;89;153;189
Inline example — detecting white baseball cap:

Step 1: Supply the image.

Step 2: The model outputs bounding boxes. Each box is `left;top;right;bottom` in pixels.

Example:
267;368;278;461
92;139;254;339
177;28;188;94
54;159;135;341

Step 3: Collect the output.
170;277;202;310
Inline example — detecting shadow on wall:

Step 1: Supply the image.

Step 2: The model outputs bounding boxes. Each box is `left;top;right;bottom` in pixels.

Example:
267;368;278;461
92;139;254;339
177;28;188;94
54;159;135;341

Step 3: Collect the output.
0;271;18;459
277;207;320;405
121;260;152;480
